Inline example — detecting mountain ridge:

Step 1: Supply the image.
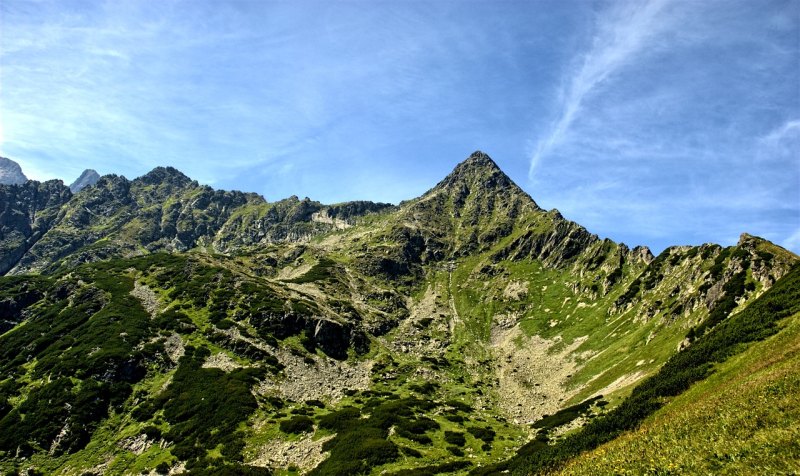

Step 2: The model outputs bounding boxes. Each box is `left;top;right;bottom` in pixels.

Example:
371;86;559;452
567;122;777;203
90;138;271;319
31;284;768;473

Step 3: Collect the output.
0;151;797;475
2;152;785;267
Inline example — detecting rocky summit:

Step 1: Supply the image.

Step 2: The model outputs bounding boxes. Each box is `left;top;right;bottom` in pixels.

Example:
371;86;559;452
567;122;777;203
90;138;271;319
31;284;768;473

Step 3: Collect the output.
0;157;27;185
0;151;798;476
69;169;101;193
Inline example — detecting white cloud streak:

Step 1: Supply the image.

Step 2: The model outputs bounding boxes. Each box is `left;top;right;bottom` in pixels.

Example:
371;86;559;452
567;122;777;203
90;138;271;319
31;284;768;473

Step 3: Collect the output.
523;0;799;253
783;227;800;252
759;119;800;153
529;0;673;176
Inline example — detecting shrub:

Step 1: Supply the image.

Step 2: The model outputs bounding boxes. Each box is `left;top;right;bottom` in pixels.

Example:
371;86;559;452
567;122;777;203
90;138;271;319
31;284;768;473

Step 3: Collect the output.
448;446;464;456
280;416;314;434
467;426;496;444
400;446;422;458
531;396;601;430
216;319;235;330
309;398;438;475
155;462;171;475
142;426;162;440
408;382;438;395
444;431;466;446
287;258;337;284
318;407;361;431
151;346;261;465
445;400;472;413
311;427;399;475
387;461;472;476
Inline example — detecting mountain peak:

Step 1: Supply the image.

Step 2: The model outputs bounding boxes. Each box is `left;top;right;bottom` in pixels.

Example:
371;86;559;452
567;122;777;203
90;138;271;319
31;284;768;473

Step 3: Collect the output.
434;151;508;189
135;166;193;187
427;151;538;209
450;150;503;176
462;150;500;168
0;157;28;185
69;169;101;193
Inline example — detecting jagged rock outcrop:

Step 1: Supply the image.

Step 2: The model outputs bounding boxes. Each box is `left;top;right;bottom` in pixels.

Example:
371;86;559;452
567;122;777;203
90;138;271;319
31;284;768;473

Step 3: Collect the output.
324;201;394;222
351;151;546;280
69;169;100;193
735;233;796;285
0;180;72;274
421;151;541;255
311;201;394;230
607;233;797;333
0;280;44;333
246;304;369;360
2;168;393;275
490;214;598;268
0;157;27;185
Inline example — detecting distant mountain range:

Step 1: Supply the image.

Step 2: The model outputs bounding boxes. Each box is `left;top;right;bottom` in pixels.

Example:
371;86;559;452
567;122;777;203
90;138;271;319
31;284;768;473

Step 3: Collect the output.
0;156;100;193
0;151;797;475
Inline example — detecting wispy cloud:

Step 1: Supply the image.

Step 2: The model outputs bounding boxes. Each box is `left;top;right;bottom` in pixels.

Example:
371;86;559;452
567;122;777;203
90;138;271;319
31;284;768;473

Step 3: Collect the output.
529;0;673;176
1;0;797;253
0;0;515;195
759;119;800;155
525;0;800;253
784;227;800;252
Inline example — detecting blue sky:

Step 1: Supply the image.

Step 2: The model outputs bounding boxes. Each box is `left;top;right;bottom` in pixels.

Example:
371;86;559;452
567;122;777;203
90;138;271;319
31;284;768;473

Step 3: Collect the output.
1;0;798;254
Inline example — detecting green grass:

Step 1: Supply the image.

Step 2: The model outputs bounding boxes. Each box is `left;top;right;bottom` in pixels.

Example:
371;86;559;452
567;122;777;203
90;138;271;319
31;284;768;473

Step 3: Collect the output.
475;263;800;475
557;308;800;475
285;257;337;284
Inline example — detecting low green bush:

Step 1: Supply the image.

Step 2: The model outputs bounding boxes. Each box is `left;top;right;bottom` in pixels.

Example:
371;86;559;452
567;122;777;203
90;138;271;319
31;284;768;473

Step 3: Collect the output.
532;396;601;430
443;431;466;446
466;426;496;444
280;415;314;434
309;397;438;475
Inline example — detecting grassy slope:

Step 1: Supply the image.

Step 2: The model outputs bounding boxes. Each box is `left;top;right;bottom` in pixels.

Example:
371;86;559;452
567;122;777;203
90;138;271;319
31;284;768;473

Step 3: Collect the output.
446;245;723;409
479;263;800;476
556;309;800;475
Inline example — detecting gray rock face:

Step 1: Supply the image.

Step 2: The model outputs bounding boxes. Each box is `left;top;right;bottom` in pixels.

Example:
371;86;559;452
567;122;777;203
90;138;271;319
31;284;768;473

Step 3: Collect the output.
324;201;394;222
69;169;101;193
489;216;599;268
0;180;72;274
0;157;27;185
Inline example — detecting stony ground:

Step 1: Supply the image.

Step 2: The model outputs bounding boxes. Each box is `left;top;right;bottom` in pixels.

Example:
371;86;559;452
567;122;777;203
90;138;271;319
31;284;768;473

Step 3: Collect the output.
130;281;160;317
491;318;588;425
251;434;334;472
257;349;372;403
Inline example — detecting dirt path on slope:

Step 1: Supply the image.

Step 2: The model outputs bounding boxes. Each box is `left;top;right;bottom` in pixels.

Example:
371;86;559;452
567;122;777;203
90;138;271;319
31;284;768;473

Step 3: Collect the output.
447;270;463;338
